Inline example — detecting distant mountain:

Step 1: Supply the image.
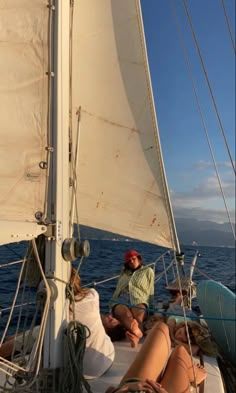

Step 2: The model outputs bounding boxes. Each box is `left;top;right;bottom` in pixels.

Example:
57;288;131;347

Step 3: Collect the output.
79;225;129;241
79;218;235;248
175;218;235;247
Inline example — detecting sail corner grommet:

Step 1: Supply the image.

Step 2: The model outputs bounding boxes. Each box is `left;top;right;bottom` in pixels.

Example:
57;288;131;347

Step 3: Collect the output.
39;161;48;169
35;211;43;221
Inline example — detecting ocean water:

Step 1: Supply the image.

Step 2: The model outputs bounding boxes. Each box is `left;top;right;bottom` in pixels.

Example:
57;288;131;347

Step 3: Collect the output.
0;240;235;334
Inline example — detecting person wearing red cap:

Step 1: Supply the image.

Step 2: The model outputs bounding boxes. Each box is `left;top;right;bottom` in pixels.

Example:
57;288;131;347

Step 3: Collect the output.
110;250;154;347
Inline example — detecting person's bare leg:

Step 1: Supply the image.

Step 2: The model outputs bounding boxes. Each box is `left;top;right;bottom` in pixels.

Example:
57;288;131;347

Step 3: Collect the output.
113;305;143;338
0;338;14;358
120;322;171;383
125;304;147;347
130;303;146;329
160;345;207;393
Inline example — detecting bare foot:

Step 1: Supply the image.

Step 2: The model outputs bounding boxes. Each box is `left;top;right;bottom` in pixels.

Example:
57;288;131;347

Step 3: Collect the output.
191;363;207;386
130;319;143;339
125;331;140;348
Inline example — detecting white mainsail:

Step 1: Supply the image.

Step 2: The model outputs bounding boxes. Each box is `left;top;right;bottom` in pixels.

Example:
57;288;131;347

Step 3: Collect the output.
72;0;179;251
0;2;229;392
0;1;48;244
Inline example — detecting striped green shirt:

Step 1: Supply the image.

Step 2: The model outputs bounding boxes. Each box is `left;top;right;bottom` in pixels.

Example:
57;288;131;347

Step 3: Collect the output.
110;265;154;309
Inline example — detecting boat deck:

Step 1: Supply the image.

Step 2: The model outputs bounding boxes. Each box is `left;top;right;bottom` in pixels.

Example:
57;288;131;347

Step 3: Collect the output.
88;339;225;393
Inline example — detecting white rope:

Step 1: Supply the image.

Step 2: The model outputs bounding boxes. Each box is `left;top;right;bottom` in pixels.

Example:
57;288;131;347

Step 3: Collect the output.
0;239;51;390
0;357;27;376
28;239;50;377
0;258;27;346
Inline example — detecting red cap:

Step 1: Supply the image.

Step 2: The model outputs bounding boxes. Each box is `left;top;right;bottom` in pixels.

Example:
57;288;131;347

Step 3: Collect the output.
124;250;141;263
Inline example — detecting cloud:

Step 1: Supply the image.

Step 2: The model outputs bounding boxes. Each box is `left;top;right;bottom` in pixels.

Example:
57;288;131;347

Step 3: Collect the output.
170;174;235;223
193;160;236;171
173;205;235;224
172;175;235;202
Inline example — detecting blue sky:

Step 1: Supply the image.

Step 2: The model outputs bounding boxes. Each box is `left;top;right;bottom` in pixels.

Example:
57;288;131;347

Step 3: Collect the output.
141;0;235;224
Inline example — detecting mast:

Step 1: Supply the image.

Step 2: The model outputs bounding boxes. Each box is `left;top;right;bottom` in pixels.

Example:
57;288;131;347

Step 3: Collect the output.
43;0;70;369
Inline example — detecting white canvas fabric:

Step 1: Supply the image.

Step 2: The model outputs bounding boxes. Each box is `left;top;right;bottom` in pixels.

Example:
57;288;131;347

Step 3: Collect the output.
72;0;179;250
0;1;48;224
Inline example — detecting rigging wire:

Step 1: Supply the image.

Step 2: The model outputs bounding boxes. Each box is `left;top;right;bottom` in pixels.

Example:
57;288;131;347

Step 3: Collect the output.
0;259;23;268
68;0;81;241
0;239;50;391
172;258;198;392
0;257;28;347
82;252;172;287
169;0;236;240
69;108;82;240
136;0;181;255
10;249;33;359
220;0;236;55
182;0;236;177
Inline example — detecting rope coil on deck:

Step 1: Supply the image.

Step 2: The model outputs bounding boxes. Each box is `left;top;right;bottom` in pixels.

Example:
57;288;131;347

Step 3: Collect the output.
59;321;93;393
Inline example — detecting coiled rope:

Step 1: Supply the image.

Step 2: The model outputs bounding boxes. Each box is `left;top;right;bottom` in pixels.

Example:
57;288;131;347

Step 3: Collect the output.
59;321;93;393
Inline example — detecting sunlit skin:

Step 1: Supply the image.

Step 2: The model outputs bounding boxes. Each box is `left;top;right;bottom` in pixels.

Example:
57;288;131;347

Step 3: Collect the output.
174;326;188;343
101;315;120;330
110;250;151;347
105;322;207;393
125;256;141;270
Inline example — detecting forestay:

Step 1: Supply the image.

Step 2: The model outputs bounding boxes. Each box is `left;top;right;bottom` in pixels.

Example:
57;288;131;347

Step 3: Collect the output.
0;1;49;244
72;0;179;251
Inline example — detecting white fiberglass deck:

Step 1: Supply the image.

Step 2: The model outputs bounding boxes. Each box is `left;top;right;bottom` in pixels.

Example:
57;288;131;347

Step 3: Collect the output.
88;339;225;393
0;340;225;392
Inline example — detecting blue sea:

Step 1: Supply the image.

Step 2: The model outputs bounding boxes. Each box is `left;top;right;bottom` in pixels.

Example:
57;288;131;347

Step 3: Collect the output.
0;240;235;334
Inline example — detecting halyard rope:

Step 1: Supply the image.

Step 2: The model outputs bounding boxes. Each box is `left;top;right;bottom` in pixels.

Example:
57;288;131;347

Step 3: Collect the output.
59;321;93;393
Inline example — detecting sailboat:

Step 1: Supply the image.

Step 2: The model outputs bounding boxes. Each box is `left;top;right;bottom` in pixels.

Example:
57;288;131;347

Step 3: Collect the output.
0;0;235;392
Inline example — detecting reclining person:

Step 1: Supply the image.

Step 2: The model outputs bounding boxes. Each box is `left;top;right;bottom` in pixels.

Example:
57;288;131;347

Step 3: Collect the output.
105;321;207;393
